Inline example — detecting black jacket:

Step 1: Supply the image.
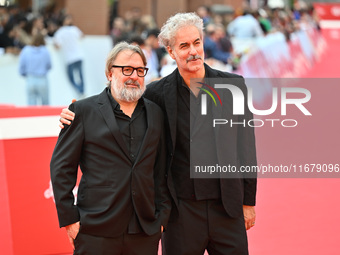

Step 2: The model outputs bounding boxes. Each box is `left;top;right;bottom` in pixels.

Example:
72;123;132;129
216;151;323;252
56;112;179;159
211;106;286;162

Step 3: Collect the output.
144;64;257;218
50;88;171;237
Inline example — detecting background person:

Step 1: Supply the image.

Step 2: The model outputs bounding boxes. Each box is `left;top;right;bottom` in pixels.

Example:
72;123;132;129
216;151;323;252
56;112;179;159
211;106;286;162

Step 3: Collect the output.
54;14;85;98
18;32;51;105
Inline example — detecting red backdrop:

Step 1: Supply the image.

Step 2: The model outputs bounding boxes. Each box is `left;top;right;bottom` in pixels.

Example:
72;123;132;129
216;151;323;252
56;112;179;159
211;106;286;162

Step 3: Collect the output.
314;3;340;20
0;106;73;255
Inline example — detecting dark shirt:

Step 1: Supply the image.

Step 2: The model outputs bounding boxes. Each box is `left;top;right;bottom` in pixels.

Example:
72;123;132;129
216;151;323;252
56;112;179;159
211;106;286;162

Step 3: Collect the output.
107;88;147;164
106;88;147;233
171;79;220;201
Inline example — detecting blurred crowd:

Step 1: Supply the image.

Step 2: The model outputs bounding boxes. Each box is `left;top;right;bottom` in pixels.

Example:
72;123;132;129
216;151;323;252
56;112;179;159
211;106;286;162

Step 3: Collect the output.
0;4;84;105
0;4;63;55
109;2;321;79
0;1;322;104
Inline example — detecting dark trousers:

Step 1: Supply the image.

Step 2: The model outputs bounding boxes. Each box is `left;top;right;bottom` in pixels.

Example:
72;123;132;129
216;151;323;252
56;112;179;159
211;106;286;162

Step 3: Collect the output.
74;231;161;255
162;199;248;255
67;60;84;94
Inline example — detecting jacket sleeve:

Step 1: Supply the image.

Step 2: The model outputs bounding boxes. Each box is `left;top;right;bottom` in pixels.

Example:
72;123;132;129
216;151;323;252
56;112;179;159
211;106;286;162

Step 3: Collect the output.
153;112;172;229
50;103;84;227
238;78;257;206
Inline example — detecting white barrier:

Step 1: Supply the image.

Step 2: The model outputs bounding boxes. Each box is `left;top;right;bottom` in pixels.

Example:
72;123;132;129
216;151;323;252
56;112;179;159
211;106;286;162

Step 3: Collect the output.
0;35;113;106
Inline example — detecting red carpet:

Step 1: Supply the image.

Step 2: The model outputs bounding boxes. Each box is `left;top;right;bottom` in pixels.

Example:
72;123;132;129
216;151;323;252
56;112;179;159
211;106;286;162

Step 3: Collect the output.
246;27;340;255
2;27;338;255
300;29;340;78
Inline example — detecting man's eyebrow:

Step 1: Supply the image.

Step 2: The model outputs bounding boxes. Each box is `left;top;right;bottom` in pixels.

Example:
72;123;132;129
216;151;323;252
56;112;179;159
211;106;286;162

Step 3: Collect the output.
179;38;201;47
179;42;188;47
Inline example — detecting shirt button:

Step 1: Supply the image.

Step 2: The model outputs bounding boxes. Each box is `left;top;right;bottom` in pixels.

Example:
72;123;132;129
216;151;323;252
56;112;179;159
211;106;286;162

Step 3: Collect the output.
132;191;136;195
131;154;135;158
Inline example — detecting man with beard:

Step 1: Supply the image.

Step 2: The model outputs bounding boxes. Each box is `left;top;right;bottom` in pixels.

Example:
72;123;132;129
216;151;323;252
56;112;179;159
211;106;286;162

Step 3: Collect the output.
50;42;171;255
59;13;257;255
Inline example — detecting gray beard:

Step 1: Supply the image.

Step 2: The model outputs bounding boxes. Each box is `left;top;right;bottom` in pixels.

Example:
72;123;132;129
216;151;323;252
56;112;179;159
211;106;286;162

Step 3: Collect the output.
111;77;145;102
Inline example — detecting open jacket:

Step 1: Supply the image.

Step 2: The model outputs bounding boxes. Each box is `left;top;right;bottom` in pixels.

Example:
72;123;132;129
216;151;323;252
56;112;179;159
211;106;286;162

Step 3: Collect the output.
144;64;257;218
50;88;171;237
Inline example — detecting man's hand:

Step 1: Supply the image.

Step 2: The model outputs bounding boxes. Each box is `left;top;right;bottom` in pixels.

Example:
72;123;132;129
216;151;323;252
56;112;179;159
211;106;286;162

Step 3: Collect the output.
243;205;256;230
59;99;77;129
65;221;80;250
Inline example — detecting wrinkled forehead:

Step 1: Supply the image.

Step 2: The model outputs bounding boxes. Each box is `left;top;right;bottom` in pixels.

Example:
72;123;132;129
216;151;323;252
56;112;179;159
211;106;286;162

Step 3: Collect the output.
172;25;202;47
115;49;143;63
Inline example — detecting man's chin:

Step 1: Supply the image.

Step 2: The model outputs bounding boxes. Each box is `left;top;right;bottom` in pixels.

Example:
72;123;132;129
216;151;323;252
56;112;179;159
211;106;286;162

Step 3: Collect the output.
125;97;141;102
187;61;204;71
120;89;145;102
120;95;142;102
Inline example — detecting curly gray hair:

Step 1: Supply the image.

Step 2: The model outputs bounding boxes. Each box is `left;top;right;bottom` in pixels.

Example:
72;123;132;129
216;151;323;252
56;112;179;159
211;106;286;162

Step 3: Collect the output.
158;12;204;48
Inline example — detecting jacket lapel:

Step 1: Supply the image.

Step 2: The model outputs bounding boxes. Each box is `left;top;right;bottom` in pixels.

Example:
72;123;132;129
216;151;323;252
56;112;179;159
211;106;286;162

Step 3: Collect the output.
97;89;130;159
204;65;230;148
163;70;179;152
132;99;154;167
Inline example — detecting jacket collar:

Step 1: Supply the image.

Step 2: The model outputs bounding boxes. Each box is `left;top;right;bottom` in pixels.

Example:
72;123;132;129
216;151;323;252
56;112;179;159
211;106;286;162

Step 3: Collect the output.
97;89;131;159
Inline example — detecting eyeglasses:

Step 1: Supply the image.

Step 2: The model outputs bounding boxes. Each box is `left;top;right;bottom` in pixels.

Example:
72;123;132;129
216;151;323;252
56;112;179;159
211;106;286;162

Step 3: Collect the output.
111;65;149;77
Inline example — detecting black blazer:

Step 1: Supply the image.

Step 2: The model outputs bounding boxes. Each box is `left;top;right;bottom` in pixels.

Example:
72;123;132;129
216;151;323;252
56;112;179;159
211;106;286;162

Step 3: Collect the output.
50;88;171;238
144;64;257;218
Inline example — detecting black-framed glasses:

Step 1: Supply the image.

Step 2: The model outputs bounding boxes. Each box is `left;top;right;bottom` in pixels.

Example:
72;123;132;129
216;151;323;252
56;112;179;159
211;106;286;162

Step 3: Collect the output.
111;65;149;77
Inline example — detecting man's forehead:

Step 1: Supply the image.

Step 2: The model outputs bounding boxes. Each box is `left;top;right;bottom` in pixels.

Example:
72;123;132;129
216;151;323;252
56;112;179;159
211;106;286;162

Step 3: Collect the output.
117;49;137;58
116;50;143;62
174;26;202;45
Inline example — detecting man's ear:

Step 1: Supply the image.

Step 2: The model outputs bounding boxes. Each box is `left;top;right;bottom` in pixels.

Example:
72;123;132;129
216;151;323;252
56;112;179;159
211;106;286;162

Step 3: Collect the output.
167;46;175;60
107;72;112;81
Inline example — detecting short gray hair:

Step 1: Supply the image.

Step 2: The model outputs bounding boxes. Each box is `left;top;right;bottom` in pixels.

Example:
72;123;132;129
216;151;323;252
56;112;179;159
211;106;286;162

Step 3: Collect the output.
105;42;147;81
158;12;204;48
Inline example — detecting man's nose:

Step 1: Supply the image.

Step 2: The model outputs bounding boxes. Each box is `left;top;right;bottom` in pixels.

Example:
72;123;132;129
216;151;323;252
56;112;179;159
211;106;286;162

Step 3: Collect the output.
130;69;139;79
189;44;198;55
